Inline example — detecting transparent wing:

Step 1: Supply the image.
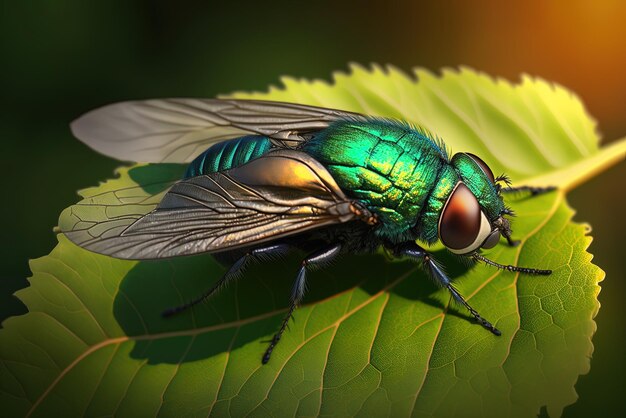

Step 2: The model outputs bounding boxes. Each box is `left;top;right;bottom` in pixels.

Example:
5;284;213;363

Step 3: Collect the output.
71;98;362;163
61;151;368;260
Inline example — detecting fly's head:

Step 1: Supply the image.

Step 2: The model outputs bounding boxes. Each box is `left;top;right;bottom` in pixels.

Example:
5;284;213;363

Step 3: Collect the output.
437;152;513;256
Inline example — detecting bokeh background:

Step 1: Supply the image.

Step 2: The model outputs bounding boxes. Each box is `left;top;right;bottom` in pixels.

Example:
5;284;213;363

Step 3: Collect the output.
1;1;624;416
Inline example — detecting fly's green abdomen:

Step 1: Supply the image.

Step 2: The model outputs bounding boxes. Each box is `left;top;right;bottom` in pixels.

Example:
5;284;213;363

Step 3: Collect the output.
302;119;448;240
184;135;272;177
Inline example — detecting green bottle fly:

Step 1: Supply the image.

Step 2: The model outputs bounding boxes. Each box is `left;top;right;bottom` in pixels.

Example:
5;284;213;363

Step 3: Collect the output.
65;98;553;364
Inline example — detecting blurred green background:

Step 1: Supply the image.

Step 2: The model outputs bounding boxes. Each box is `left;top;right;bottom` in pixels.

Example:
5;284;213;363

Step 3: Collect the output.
1;1;624;416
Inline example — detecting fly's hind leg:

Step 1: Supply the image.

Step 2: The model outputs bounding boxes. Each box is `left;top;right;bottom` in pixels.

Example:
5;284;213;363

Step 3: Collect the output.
393;242;501;336
162;243;291;317
262;243;342;364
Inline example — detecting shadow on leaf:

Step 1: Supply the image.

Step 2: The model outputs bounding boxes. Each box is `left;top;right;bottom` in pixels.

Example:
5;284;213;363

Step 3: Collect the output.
113;247;478;365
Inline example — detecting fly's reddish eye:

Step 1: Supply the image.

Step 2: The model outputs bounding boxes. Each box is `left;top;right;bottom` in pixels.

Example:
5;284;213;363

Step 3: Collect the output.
466;153;495;183
439;183;481;250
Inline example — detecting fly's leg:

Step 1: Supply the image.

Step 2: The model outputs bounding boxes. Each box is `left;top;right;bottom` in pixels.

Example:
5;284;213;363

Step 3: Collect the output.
162;243;291;317
501;185;556;196
496;175;555;197
497;185;555;246
262;243;342;364
473;253;551;275
393;242;501;336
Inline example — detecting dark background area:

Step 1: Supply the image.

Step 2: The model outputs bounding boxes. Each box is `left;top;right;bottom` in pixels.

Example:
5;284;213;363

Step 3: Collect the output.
1;1;624;416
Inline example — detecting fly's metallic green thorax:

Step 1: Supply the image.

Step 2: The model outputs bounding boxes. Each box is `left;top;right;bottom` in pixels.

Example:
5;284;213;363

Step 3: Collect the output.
302;119;449;241
451;153;505;220
184;135;272;177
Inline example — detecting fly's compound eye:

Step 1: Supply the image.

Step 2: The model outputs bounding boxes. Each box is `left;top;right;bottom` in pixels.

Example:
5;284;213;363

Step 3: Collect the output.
439;183;493;255
466;153;495;183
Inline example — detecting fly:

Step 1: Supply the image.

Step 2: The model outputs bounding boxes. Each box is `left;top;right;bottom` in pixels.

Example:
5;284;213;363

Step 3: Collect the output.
64;99;554;364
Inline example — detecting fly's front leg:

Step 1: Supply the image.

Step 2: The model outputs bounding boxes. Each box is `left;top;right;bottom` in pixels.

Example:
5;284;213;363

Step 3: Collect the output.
501;185;556;196
262;243;342;364
496;184;555;246
162;243;291;317
392;242;501;336
496;175;555;197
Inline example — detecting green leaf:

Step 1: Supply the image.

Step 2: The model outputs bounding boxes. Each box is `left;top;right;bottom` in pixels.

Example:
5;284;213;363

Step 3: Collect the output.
2;65;622;418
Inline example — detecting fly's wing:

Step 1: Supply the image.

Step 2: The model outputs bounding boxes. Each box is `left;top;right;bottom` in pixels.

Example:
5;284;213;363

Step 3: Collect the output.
61;150;367;260
71;98;363;163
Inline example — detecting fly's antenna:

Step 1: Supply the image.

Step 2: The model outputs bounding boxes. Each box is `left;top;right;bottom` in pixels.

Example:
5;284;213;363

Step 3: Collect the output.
472;253;551;275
